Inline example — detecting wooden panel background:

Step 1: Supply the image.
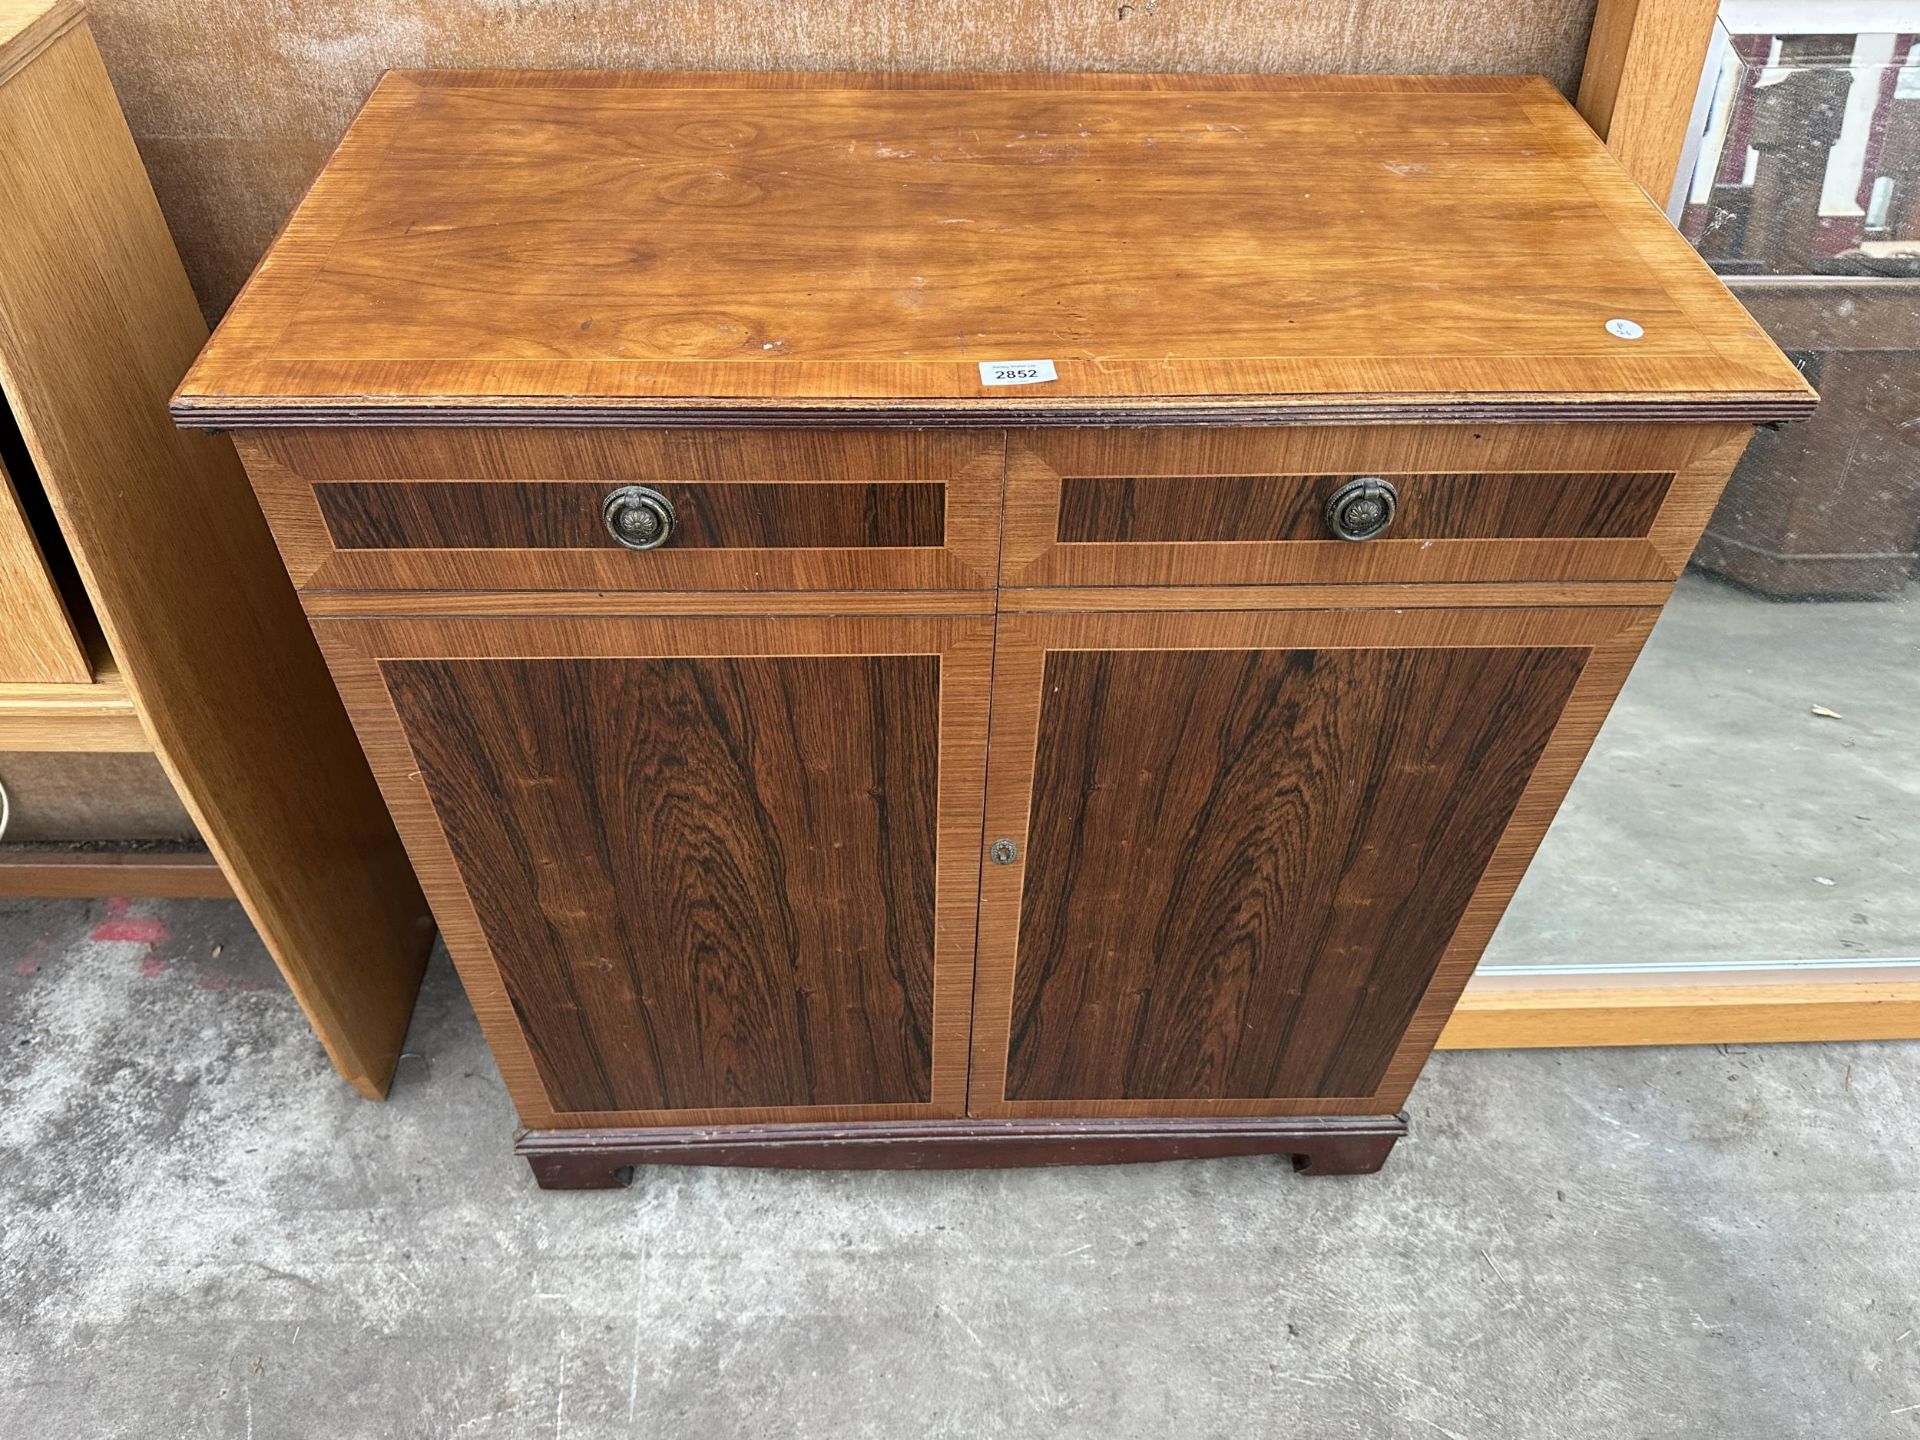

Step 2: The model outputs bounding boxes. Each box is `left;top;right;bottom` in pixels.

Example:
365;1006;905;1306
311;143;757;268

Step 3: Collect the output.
81;0;1599;318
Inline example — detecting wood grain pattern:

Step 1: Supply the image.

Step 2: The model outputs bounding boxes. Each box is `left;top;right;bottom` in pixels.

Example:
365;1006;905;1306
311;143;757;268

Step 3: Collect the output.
0;648;147;751
1006;423;1749;589
1440;974;1920;1049
295;582;1674;620
0;443;88;682
1576;0;1720;202
386;653;941;1113
1003;643;1584;1103
171;72;1811;429
0;0;78;85
0;846;231;898
92;0;1604;318
316;480;945;552
999;582;1679;612
311;614;992;1129
1056;471;1672;544
517;1114;1407;1186
969;605;1660;1118
236;427;1002;591
0;19;433;1093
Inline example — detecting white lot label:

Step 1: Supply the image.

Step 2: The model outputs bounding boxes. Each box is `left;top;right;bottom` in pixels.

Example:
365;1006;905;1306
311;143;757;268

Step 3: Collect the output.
979;359;1058;385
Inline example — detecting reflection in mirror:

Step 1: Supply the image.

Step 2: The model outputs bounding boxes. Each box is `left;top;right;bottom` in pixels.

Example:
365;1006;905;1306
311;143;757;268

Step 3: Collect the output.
1487;8;1920;974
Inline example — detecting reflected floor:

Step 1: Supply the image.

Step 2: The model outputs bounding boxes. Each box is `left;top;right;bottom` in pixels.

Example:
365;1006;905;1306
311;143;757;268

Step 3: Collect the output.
1486;569;1920;970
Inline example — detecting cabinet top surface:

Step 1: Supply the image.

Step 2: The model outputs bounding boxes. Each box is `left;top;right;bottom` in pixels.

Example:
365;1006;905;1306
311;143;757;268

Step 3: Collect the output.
173;70;1813;429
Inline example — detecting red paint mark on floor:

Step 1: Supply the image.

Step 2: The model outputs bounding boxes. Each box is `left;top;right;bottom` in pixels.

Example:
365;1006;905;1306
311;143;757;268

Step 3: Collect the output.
104;896;130;917
139;952;169;978
92;917;168;944
14;938;49;975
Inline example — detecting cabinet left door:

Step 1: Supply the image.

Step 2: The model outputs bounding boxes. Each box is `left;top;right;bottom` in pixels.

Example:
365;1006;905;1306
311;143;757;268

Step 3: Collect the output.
311;613;994;1130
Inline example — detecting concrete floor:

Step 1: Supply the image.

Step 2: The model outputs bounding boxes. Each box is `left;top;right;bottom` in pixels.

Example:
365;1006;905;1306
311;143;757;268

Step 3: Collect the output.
3;895;1918;1437
1491;572;1920;970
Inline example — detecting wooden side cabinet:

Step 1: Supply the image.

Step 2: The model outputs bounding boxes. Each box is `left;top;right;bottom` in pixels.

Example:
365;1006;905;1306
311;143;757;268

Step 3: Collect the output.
175;72;1812;1185
0;0;434;1092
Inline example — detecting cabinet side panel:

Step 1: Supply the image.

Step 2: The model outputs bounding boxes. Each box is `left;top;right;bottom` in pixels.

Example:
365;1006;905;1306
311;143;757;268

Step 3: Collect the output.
383;654;940;1113
1007;644;1585;1102
0;25;433;1096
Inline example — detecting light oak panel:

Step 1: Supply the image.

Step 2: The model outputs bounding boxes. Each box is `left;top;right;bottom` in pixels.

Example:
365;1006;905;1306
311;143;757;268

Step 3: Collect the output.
312;614;993;1130
0;0;78;84
1576;0;1721;202
0;847;231;898
1441;975;1920;1049
969;605;1659;1119
0;19;433;1096
0;649;146;751
0;445;88;682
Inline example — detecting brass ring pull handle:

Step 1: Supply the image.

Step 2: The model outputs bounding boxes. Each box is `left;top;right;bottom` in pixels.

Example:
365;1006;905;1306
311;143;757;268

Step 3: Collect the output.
602;485;676;550
1324;477;1398;542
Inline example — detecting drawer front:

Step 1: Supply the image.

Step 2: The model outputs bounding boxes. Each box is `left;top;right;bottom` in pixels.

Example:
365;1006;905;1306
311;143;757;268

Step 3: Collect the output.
1003;424;1749;589
237;427;1002;593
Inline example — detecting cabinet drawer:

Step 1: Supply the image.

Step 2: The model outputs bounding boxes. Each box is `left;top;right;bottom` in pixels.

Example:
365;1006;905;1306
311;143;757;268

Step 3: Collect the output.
1003;424;1749;589
236;427;1003;593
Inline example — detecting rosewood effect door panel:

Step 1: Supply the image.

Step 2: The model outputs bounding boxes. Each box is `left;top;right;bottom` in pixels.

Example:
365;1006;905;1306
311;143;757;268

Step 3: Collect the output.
312;615;993;1129
1003;425;1751;591
968;606;1660;1119
385;652;943;1114
237;427;1004;593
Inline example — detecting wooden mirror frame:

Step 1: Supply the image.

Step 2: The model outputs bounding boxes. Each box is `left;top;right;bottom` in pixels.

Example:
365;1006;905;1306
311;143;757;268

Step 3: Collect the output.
1443;0;1920;1051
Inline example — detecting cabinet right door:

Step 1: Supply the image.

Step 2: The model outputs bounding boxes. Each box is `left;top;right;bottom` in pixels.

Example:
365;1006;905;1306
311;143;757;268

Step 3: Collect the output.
967;605;1659;1119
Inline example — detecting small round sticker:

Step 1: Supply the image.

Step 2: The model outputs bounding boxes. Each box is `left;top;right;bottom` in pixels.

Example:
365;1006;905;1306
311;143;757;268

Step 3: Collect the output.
1605;317;1645;340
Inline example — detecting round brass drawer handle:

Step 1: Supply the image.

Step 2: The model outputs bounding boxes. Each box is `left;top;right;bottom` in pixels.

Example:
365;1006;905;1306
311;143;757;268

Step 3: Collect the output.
1324;476;1398;542
602;485;676;550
